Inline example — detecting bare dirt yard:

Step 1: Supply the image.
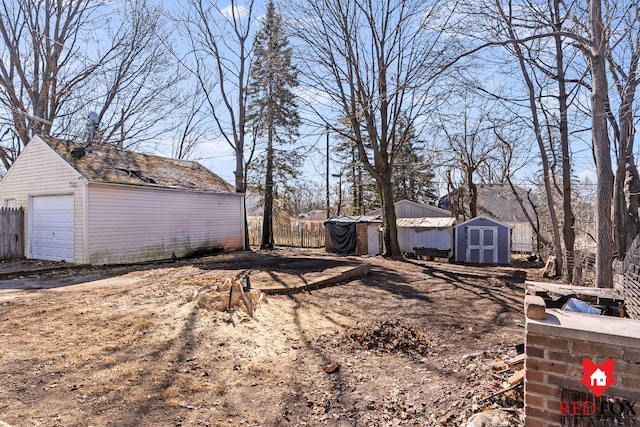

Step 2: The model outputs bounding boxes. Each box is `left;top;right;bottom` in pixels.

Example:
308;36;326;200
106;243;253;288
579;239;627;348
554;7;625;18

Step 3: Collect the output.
0;249;540;426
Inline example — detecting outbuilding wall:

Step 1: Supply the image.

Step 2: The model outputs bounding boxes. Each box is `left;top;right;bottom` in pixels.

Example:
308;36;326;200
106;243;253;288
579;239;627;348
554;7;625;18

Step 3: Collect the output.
0;136;87;263
87;183;243;264
397;227;453;255
506;221;535;253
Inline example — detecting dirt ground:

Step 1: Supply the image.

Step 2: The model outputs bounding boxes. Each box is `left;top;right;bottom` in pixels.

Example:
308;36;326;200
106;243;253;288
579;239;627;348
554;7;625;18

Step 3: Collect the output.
0;249;541;426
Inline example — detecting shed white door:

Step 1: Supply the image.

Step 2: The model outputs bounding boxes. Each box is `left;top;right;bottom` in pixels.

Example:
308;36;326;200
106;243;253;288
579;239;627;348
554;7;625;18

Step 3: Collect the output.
31;195;74;261
367;225;381;255
466;226;498;263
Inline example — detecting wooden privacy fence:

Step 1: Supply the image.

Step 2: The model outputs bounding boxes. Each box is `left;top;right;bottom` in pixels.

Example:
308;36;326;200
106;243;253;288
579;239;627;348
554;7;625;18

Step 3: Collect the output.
249;221;325;248
0;207;24;260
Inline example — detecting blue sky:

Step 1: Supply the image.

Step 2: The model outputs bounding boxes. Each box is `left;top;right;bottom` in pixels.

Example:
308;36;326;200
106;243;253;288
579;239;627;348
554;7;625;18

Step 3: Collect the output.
150;0;600;197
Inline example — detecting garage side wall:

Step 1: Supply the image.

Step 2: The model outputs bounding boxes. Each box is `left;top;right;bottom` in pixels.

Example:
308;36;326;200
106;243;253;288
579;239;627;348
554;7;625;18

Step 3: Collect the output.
0;137;86;263
87;184;243;264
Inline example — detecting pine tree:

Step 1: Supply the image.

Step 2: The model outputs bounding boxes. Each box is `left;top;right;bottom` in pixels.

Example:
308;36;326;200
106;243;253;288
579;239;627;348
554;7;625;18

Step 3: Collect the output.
392;118;438;205
247;0;301;249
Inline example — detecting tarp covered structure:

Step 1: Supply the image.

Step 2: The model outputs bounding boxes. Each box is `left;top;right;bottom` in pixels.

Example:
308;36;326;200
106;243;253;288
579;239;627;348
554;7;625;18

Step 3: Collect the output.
324;215;380;254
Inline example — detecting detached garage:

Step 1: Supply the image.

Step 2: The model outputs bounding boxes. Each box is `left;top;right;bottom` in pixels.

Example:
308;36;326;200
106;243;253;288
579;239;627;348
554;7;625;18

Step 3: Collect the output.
0;135;244;264
455;216;510;265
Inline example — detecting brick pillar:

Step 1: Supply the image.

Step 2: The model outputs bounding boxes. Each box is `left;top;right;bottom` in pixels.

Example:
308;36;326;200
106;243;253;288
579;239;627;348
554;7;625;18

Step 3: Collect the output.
525;308;640;426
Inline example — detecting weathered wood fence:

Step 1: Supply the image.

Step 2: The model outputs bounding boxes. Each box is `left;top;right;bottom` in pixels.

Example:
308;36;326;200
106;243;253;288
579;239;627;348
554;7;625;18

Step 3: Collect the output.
0;207;24;260
249;222;325;248
621;234;640;320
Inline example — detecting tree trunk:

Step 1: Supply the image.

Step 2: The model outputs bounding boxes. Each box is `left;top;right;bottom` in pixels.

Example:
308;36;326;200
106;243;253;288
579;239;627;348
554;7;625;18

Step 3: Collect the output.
467;167;478;218
380;175;401;258
261;123;275;250
235;144;250;250
495;0;564;277
507;178;548;248
553;0;576;284
590;0;614;288
613;86;640;258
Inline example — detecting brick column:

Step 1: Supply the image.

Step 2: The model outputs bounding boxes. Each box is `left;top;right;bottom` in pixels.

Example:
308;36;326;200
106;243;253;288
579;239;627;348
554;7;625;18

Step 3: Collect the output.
525;309;640;426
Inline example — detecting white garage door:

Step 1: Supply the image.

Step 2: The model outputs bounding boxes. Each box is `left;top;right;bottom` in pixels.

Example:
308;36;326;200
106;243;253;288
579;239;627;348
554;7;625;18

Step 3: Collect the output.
31;195;74;261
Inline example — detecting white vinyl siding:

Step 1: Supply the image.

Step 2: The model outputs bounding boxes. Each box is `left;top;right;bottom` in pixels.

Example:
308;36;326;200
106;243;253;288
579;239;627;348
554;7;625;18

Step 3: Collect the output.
87;184;243;264
397;227;454;254
505;221;534;253
0;136;86;263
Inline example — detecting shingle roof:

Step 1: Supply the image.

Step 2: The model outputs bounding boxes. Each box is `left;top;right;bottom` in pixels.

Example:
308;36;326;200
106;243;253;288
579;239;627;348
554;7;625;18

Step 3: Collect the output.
476;184;536;223
43;137;234;192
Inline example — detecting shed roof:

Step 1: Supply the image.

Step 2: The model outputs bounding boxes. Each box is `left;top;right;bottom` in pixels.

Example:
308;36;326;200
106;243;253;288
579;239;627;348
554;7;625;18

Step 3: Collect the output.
456;215;510;229
325;215;381;224
366;199;452;218
42;136;234;192
396;217;456;229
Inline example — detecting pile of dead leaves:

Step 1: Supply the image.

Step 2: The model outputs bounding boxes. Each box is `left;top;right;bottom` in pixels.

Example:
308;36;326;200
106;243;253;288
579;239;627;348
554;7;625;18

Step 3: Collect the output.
343;318;431;356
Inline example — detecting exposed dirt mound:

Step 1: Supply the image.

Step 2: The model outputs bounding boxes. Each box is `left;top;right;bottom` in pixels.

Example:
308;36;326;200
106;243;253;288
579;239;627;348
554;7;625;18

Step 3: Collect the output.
343;317;431;356
190;276;264;316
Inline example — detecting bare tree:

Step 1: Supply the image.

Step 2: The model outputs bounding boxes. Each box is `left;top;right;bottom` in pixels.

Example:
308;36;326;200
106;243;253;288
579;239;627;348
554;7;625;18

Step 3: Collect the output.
171;91;208;160
588;0;615;287
288;0;460;257
86;0;183;150
485;0;581;278
605;0;640;260
437;92;502;219
0;0;181;166
175;0;259;250
176;0;256;193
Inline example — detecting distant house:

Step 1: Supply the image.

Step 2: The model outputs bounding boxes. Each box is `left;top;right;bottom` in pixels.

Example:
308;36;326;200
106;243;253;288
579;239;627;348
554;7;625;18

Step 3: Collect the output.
440;184;538;253
0;135;244;264
298;209;328;221
455;216;511;264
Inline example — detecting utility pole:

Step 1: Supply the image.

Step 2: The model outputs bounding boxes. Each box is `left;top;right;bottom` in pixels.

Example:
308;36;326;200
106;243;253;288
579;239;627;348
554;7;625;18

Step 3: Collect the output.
326;126;330;219
332;172;343;216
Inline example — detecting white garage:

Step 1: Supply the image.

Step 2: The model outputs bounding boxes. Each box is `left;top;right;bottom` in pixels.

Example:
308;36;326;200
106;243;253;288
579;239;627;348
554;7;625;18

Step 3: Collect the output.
0;135;245;265
30;195;74;261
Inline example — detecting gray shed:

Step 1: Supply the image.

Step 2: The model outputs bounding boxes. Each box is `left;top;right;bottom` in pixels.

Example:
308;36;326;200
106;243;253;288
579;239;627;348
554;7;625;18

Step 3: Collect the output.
455;216;511;264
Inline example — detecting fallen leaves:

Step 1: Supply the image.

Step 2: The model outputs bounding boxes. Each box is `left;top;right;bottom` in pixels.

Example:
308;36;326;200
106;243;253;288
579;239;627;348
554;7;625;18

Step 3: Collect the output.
343;318;431;356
